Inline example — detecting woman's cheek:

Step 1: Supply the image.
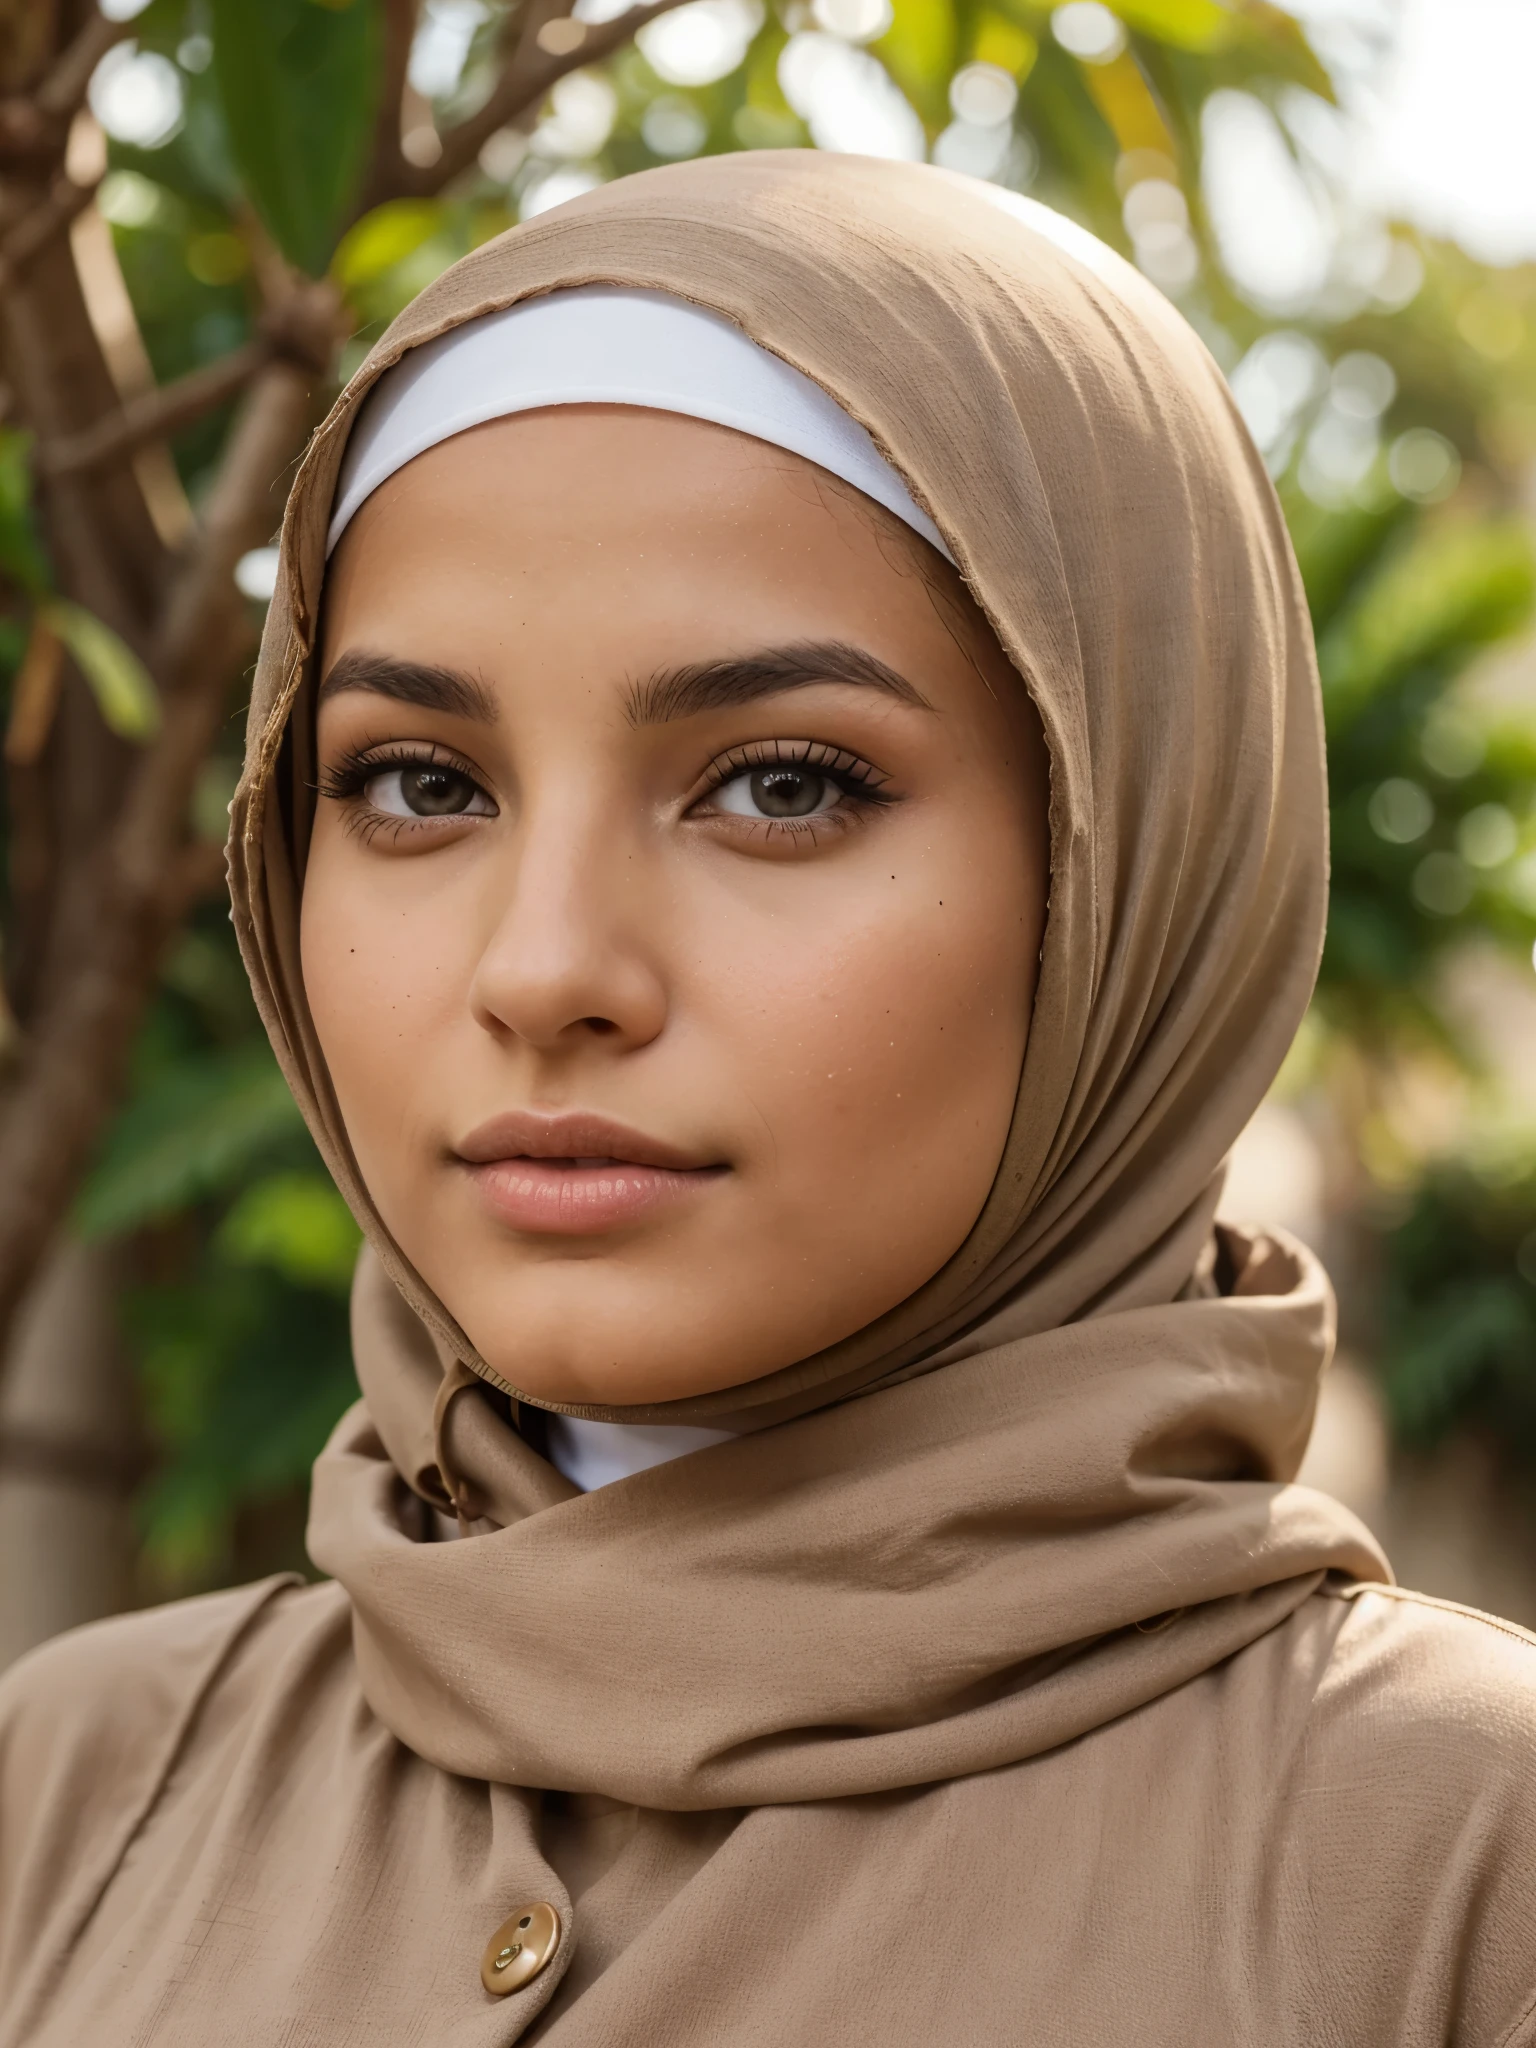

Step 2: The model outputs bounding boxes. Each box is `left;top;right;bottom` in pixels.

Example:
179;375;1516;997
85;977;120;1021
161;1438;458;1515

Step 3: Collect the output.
300;856;474;1177
706;852;1025;1241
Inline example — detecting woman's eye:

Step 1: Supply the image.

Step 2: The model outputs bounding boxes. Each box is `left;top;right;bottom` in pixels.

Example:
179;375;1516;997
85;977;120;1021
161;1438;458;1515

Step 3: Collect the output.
364;764;492;819
712;766;841;820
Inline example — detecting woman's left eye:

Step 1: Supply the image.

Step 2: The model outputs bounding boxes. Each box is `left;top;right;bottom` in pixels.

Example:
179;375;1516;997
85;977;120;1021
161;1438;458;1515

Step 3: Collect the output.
711;766;843;820
364;764;494;819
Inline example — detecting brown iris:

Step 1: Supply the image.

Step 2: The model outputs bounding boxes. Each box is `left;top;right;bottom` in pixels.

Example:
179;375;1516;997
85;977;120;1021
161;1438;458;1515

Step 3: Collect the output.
750;767;827;817
399;765;475;815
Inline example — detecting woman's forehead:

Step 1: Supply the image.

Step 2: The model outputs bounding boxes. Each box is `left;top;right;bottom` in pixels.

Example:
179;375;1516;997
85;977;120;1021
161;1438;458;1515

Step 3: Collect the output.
321;408;955;656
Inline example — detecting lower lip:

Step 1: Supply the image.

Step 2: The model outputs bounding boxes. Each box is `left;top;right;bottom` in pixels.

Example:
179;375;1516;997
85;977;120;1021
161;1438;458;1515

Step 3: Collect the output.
464;1158;725;1235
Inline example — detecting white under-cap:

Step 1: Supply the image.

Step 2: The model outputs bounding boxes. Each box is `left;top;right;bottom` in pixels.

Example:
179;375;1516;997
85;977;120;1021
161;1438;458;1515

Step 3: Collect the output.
328;284;953;563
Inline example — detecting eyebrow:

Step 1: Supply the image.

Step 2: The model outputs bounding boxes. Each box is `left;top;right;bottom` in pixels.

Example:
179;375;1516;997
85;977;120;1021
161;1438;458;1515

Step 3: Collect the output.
315;640;933;728
626;641;933;726
316;648;498;723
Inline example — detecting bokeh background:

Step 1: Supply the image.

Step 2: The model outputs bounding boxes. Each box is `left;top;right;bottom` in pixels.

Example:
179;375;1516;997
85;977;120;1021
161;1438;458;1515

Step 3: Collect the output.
3;0;1535;1665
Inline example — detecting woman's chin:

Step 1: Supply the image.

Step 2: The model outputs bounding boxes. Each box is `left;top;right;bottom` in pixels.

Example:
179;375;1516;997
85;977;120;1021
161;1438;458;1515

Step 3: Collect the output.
455;1289;800;1409
476;1347;742;1411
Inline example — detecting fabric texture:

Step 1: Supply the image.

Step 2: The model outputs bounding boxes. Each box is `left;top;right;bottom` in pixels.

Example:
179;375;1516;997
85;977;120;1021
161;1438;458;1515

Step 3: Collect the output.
327;283;954;560
8;1571;1536;2047
6;152;1536;2047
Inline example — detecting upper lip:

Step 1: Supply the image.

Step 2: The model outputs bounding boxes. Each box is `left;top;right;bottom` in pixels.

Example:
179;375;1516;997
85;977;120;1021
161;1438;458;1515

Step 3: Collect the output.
453;1110;718;1172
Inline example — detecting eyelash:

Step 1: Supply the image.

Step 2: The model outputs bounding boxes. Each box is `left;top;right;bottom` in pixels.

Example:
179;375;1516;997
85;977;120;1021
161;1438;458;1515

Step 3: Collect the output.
694;739;895;835
316;740;489;845
315;736;896;843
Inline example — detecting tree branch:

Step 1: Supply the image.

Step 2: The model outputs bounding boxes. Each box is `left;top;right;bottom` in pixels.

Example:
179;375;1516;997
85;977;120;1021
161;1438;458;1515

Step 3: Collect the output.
2;637;58;1024
357;0;422;217
36;338;274;482
375;0;697;202
0;15;127;168
0;1420;150;1490
0;170;97;291
155;368;314;696
157;306;337;690
36;13;131;121
3;615;63;767
0;98;58;169
0;227;168;641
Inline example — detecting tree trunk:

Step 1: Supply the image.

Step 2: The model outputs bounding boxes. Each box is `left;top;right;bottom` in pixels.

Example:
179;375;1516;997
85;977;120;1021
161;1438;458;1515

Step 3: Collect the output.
0;1234;143;1672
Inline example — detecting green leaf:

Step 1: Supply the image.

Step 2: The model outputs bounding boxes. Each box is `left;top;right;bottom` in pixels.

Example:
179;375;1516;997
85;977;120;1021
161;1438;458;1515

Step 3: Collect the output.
216;1171;362;1294
970;12;1038;74
1114;0;1235;52
0;428;50;597
0;618;27;677
78;1046;307;1238
43;600;160;740
874;0;956;128
332;199;443;291
1317;521;1536;738
209;0;382;277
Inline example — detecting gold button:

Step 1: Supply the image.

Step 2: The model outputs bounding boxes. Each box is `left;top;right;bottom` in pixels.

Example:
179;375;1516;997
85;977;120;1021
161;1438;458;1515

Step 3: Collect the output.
480;1902;561;1997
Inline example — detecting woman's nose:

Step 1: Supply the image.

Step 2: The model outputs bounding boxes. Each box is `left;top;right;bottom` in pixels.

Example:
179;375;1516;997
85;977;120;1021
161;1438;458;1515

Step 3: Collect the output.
466;805;668;1054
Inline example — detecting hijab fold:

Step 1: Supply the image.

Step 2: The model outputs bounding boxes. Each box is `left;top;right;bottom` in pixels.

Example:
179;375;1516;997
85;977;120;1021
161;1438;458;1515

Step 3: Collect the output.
311;1221;1383;1807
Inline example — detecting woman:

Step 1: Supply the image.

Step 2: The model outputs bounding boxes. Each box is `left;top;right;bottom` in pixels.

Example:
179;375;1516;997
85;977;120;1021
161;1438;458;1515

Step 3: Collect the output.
3;152;1535;2047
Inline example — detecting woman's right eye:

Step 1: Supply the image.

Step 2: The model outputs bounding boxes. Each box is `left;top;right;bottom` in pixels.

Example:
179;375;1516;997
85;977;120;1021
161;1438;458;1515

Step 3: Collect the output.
363;764;495;818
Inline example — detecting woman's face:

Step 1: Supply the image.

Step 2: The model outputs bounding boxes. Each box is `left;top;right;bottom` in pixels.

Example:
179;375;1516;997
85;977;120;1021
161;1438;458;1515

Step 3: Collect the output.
304;406;1048;1407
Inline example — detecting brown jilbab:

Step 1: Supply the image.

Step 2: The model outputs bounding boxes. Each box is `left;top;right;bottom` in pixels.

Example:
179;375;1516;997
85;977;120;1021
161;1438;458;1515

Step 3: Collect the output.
5;153;1536;2048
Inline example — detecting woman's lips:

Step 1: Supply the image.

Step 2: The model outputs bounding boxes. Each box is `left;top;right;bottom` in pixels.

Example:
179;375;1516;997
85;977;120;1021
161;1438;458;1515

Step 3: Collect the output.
454;1111;726;1236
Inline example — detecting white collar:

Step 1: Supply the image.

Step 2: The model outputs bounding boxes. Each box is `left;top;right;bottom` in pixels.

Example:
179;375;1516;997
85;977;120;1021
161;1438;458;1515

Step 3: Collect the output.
542;1413;736;1491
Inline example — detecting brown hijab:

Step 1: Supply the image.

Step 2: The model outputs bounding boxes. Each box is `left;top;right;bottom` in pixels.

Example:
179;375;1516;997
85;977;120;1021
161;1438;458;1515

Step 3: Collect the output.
223;151;1384;1804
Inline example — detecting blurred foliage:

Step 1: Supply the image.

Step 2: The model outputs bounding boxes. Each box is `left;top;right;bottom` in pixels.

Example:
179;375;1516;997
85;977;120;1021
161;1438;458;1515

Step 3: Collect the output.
1307;502;1536;1029
70;914;361;1582
0;429;50;596
0;427;163;737
1378;1164;1536;1457
5;0;1536;1583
